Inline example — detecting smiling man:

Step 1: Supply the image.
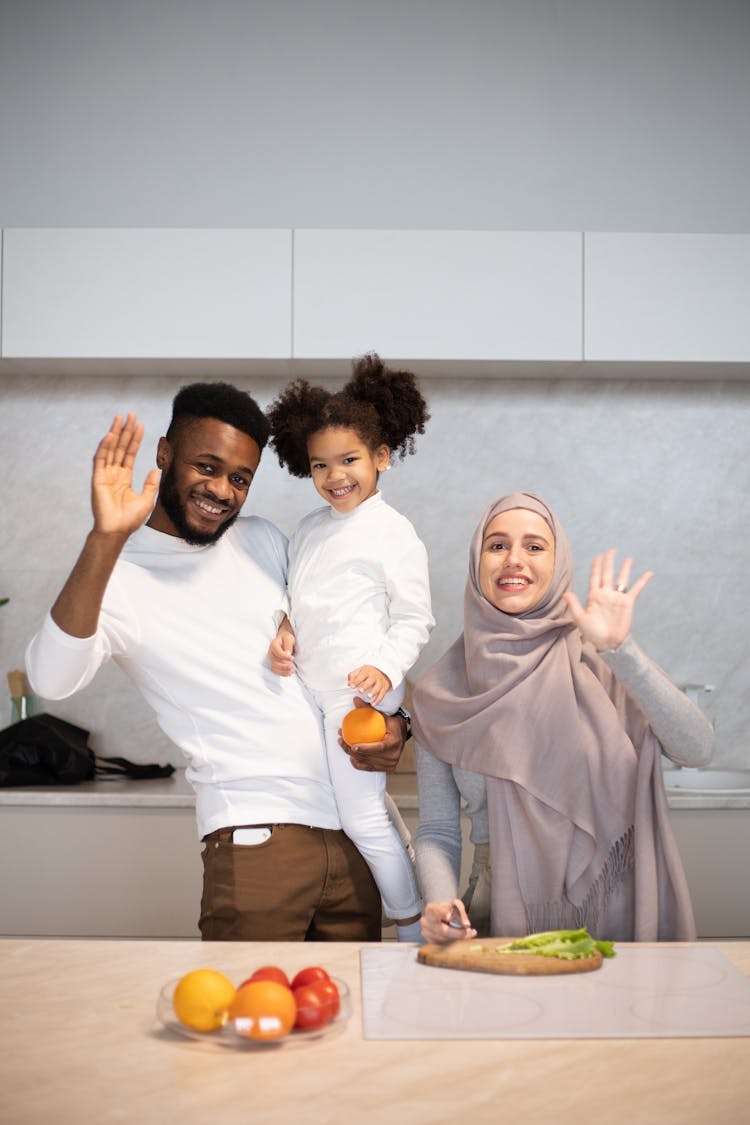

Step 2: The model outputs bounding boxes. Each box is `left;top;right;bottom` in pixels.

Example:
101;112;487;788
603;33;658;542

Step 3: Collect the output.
26;383;408;942
153;413;258;545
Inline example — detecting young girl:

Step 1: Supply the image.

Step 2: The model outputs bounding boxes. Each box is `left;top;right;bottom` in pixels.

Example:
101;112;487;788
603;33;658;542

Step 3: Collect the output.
266;353;434;942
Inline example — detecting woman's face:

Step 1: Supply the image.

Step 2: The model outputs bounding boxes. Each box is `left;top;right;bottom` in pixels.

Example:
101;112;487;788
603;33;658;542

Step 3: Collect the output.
478;508;556;615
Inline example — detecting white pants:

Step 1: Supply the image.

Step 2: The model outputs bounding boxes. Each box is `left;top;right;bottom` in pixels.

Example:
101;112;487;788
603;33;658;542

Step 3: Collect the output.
311;685;422;921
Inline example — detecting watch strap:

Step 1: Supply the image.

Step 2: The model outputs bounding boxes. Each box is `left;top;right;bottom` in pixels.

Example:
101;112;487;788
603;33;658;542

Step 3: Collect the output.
394;705;412;741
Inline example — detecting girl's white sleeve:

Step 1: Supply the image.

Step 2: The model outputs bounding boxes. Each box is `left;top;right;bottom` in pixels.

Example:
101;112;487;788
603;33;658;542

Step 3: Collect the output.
367;537;434;689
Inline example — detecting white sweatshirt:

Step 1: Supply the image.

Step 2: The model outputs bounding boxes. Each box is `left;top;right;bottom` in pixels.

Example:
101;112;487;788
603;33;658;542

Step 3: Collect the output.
25;518;341;839
288;491;434;693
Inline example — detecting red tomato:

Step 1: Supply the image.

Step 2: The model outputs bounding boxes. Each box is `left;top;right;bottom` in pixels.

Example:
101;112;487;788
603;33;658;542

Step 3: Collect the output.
239;965;291;991
291;965;330;991
309;978;340;1021
293;982;336;1031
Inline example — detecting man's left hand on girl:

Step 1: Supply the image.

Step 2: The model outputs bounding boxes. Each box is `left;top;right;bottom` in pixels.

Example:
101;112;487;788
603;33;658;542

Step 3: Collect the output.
339;697;406;772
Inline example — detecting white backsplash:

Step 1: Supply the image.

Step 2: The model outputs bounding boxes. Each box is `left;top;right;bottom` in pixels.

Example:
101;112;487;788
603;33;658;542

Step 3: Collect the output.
1;372;747;768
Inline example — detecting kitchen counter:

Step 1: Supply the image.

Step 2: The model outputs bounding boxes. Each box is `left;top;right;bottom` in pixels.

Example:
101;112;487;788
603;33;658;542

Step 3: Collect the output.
0;768;421;809
0;769;197;807
1;768;747;810
2;771;749;939
1;938;749;1125
0;773;414;940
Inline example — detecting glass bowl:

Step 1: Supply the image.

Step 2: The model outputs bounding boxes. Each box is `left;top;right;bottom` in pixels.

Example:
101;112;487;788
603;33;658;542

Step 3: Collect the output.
156;974;351;1050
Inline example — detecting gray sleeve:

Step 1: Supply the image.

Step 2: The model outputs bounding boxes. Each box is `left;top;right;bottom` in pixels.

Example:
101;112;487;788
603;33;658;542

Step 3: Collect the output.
601;634;714;767
453;766;489;845
413;742;463;902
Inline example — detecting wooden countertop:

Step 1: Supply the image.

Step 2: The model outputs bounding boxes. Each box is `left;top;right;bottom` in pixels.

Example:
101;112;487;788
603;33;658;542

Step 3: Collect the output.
2;939;749;1124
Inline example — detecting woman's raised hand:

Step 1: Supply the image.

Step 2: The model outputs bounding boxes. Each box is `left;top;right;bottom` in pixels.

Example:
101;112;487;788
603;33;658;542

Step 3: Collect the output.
563;548;653;652
91;414;160;536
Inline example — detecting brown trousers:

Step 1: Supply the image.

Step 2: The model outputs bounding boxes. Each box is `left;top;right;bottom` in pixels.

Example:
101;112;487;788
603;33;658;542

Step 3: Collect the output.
199;823;382;941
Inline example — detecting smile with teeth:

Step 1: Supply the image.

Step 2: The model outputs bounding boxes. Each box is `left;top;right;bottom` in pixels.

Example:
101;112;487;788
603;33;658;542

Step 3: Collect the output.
329;485;355;498
193;495;229;517
497;575;530;588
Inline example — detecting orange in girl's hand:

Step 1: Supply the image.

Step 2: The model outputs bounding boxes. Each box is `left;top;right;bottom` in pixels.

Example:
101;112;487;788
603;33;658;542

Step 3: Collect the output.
341;706;387;745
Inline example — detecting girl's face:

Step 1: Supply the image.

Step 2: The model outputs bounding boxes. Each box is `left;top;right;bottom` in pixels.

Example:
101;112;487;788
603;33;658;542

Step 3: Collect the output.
307;427;390;514
478;508;556;615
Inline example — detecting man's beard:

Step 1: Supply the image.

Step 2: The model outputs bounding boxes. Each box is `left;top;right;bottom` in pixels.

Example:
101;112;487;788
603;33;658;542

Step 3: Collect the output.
158;463;239;546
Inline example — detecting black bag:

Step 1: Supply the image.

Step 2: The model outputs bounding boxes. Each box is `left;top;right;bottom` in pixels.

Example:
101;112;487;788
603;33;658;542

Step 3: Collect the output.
0;713;175;786
0;714;94;786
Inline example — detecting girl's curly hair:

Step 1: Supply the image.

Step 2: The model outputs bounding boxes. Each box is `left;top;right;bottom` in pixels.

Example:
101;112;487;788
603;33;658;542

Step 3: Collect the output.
266;353;429;478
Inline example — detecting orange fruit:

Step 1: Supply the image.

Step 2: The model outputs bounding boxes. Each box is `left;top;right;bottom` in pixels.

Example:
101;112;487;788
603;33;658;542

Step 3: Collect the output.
341;706;387;745
227;979;297;1041
172;968;236;1032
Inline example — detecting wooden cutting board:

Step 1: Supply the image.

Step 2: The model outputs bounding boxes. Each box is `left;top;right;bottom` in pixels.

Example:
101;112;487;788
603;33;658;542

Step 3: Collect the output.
417;939;604;976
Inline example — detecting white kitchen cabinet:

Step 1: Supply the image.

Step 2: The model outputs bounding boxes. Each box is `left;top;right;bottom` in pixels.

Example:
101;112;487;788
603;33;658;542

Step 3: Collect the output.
1;228;292;358
584;233;750;362
292;229;583;361
0;802;203;938
668;807;750;938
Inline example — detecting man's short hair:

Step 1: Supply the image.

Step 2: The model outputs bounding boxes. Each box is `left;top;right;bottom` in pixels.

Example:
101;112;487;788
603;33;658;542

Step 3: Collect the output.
167;382;270;451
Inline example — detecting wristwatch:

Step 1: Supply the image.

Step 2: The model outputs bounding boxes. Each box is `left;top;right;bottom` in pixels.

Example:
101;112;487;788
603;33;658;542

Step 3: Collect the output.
394;706;412;741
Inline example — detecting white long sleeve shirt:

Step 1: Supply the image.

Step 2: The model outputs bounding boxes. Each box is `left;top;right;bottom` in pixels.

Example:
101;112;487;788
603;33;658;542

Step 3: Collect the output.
287;492;434;693
25;518;341;839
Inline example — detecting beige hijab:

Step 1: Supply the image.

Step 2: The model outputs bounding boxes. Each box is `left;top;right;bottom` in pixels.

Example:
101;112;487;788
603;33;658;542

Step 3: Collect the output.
413;492;695;940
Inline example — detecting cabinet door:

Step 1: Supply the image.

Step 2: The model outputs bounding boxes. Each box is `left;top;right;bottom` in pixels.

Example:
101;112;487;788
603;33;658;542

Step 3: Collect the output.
0;805;202;938
2;228;292;358
293;230;582;361
584;233;750;362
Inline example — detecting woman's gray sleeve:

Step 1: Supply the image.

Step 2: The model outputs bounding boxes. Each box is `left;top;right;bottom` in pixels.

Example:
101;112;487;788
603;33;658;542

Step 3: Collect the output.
413;742;463;902
602;634;714;767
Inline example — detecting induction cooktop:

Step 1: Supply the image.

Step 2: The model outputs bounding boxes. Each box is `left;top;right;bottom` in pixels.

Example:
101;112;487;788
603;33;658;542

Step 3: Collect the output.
360;945;750;1039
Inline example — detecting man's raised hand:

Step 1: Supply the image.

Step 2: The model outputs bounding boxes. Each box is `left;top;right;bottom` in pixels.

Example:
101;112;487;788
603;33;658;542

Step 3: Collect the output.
92;414;160;535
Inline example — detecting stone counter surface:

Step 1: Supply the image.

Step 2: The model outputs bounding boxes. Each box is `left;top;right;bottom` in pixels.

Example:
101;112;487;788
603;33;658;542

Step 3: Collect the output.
1;938;749;1125
0;769;198;808
1;767;747;810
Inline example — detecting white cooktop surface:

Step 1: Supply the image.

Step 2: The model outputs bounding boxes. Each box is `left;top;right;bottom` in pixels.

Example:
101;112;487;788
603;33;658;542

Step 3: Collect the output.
360;945;750;1039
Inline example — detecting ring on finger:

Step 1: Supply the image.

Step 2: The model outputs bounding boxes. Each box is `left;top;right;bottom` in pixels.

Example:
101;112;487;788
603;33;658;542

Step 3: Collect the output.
615;583;628;593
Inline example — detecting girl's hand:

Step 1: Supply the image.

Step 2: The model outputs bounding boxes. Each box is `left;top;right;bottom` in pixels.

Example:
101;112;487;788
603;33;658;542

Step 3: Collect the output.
347;664;392;706
268;624;296;675
420;900;477;945
563;548;654;652
92;414;160;536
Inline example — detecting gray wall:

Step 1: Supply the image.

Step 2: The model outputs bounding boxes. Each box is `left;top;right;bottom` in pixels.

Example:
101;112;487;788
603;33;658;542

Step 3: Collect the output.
3;371;747;768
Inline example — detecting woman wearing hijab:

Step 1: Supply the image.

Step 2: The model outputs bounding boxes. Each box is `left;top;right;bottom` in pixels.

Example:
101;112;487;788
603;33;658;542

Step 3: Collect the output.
412;493;713;945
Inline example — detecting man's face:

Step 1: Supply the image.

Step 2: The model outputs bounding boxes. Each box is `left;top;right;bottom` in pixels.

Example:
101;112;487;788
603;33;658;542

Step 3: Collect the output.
149;417;262;546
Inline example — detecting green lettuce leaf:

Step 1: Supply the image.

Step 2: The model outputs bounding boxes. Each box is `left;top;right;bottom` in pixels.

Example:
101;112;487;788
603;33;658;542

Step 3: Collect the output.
493;928;616;960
